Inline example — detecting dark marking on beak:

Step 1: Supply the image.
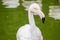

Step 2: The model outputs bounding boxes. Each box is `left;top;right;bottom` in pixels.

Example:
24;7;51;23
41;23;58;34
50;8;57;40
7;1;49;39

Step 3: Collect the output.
42;17;45;24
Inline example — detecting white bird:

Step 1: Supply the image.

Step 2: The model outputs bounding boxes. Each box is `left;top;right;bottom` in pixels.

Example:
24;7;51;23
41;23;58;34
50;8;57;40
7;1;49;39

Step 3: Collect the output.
16;3;45;40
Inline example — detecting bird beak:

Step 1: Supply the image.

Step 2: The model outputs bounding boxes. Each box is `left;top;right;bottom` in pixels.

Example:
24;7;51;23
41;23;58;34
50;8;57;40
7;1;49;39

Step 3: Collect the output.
36;10;45;23
42;17;45;23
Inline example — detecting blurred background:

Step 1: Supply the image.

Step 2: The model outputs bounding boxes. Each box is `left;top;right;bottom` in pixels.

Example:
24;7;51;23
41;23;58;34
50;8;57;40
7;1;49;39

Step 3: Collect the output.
0;0;60;40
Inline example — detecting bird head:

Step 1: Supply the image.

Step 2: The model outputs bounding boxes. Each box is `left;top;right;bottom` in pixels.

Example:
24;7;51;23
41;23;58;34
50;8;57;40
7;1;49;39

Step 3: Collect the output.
30;3;45;23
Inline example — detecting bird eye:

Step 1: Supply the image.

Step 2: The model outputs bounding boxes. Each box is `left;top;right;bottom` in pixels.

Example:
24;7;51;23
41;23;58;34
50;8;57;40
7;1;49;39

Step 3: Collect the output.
34;8;38;10
30;8;39;14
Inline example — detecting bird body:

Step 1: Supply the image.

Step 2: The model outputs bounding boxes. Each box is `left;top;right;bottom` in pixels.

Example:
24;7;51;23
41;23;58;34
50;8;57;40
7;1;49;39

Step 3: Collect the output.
17;24;43;40
16;3;45;40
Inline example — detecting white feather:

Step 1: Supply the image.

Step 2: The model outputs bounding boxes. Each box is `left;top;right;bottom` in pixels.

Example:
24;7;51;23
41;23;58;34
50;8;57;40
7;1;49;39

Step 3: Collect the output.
16;3;45;40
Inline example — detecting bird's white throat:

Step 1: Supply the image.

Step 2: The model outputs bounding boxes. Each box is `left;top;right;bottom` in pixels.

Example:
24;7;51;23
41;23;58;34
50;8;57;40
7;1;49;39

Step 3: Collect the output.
28;10;36;28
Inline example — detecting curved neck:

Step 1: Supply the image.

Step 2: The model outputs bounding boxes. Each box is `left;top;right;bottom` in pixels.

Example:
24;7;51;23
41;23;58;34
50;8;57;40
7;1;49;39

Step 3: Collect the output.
28;11;38;40
28;11;36;27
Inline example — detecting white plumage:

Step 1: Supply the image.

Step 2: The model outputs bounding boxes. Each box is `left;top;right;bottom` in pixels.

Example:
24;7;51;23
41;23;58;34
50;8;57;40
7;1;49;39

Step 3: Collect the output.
2;0;20;8
17;24;43;40
16;3;45;40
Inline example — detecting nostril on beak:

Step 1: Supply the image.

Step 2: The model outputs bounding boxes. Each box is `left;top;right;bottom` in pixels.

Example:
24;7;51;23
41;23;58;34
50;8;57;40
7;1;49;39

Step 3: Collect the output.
42;17;45;24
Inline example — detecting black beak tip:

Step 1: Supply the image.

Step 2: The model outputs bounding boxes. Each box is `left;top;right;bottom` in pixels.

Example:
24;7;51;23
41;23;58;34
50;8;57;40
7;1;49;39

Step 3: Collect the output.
42;17;45;24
